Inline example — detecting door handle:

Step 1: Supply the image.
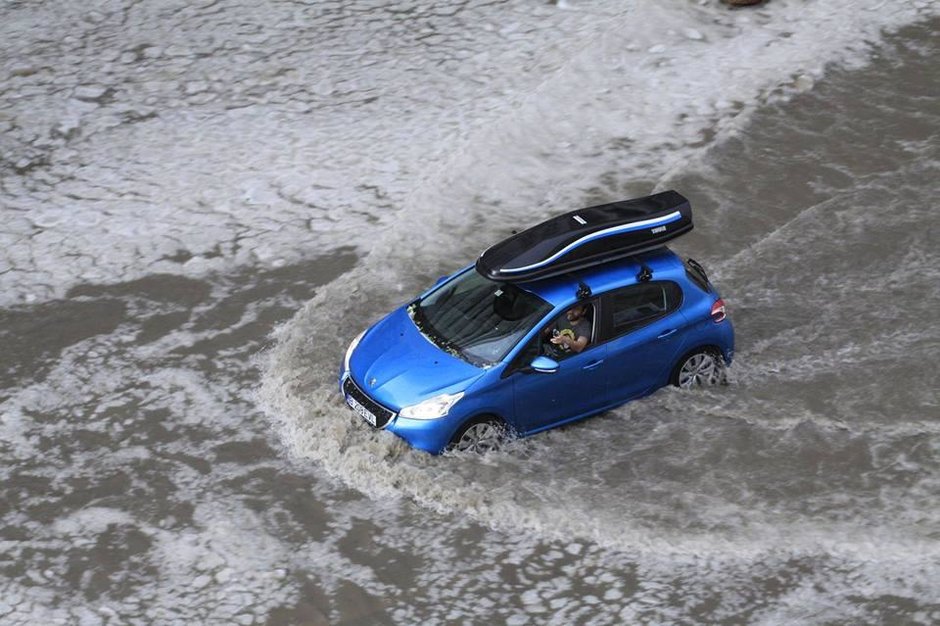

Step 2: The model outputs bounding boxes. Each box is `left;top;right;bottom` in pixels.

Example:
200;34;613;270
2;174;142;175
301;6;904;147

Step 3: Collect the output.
583;359;605;370
657;329;677;339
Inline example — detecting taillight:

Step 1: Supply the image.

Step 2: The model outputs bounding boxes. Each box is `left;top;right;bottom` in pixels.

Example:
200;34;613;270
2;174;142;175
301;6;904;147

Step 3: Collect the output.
711;298;726;323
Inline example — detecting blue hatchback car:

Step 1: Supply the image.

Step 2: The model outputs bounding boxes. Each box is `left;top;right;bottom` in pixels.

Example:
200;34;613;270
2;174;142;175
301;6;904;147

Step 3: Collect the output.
340;191;734;454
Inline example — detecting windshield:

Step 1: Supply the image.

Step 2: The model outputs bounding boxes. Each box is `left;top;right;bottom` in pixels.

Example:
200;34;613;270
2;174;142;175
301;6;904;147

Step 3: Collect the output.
409;269;552;366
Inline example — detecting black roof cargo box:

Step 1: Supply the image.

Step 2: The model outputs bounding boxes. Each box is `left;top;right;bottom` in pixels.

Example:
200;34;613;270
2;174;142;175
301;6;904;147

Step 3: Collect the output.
476;190;693;282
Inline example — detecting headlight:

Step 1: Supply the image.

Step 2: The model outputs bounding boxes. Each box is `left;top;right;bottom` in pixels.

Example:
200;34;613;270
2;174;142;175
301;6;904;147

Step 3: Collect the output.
399;392;465;420
343;330;366;373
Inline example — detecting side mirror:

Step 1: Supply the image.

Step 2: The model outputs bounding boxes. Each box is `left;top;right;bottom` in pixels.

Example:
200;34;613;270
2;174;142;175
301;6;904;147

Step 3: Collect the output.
434;275;449;286
530;355;559;374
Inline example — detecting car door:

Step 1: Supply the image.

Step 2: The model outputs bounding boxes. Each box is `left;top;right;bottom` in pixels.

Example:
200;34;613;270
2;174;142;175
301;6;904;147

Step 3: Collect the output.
601;282;688;403
511;303;608;432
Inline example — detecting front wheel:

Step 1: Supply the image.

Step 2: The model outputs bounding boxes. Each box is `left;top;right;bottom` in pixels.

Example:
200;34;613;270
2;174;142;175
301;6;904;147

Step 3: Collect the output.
671;349;726;388
449;417;506;454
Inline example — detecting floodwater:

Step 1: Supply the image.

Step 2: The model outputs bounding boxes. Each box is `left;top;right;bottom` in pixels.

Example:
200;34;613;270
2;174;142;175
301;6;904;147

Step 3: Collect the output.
2;1;938;624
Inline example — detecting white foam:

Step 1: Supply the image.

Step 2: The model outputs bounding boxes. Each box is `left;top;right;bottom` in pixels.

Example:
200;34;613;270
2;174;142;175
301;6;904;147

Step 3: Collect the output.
0;0;603;305
3;1;937;305
0;291;405;624
52;507;136;536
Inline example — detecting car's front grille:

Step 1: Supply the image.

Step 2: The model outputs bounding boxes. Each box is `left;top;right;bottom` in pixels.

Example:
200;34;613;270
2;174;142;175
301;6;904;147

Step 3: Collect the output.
343;376;394;429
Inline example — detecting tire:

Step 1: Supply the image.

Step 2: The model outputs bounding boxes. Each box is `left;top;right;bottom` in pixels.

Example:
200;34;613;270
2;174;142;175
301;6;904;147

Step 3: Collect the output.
448;416;506;454
671;348;727;389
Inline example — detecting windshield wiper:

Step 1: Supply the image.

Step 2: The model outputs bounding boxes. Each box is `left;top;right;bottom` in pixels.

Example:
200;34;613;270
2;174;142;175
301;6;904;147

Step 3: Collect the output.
408;301;481;366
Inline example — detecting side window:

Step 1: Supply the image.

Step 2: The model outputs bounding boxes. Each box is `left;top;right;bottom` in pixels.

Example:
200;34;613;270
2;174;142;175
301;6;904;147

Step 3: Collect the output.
605;282;681;338
539;301;595;360
503;300;597;376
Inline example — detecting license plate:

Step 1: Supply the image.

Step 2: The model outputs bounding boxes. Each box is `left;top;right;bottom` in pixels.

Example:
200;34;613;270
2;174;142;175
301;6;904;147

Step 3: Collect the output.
346;395;377;427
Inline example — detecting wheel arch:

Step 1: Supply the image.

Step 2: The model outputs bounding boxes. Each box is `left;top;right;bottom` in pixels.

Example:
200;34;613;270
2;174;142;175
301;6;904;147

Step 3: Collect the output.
447;412;511;448
669;344;725;387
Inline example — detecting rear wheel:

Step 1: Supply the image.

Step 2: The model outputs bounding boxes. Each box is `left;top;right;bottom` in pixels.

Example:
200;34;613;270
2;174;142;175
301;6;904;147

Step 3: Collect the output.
449;417;506;454
672;349;726;388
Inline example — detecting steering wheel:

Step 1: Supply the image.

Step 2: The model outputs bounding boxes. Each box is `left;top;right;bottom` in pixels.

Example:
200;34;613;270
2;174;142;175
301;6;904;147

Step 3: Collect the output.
542;339;565;360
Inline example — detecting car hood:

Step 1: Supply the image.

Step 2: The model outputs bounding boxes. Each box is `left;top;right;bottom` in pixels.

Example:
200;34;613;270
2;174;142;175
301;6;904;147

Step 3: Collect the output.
349;306;484;410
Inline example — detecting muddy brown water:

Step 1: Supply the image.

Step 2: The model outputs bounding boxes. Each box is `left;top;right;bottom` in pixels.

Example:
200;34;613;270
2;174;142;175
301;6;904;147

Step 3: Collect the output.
2;8;938;626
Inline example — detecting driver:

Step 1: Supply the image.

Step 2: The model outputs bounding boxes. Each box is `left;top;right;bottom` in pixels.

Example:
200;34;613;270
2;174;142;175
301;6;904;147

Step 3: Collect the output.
544;303;591;355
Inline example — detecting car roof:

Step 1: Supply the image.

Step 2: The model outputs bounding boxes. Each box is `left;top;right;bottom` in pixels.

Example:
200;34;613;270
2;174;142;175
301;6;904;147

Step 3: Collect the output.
515;247;686;309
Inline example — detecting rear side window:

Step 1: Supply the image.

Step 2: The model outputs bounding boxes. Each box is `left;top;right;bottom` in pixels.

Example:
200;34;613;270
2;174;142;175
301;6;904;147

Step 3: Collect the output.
605;281;682;338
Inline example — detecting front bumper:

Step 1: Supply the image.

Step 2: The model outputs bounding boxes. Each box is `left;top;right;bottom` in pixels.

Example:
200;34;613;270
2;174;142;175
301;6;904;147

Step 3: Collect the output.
339;372;458;454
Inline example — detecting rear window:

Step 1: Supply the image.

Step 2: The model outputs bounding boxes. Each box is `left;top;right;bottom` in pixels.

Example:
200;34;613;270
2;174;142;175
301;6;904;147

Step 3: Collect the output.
685;258;712;293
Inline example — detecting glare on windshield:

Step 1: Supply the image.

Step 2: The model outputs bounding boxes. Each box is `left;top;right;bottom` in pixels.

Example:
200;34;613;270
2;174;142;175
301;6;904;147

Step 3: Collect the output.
409;270;551;366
